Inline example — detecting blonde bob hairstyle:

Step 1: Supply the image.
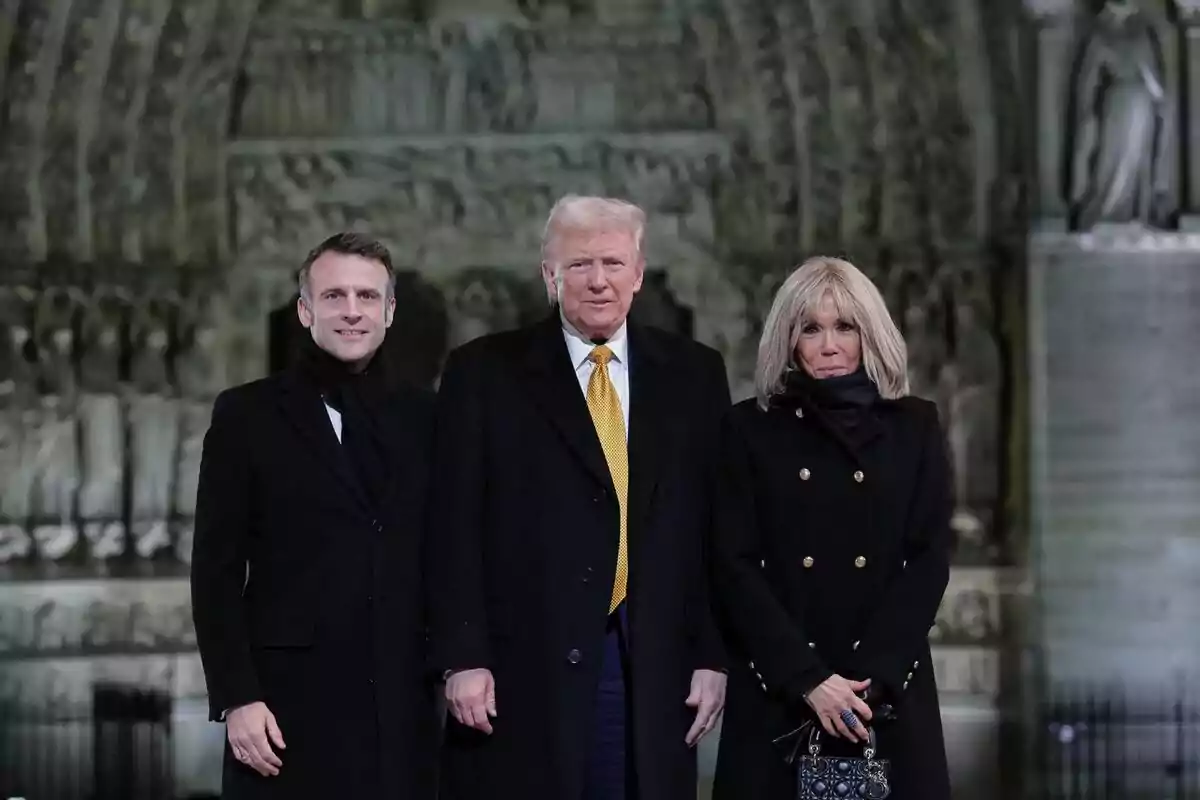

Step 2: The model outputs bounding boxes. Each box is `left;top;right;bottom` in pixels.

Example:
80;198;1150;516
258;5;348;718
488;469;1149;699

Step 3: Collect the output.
755;256;909;410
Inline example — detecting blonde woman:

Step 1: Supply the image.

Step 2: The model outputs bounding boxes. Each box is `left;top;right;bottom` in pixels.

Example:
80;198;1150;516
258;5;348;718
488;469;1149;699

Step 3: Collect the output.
711;257;952;800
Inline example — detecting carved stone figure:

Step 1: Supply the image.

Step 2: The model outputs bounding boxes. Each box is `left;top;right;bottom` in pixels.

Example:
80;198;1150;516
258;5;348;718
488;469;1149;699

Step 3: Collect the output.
0;316;37;543
127;301;177;559
27;294;80;544
943;301;1002;560
0;360;35;529
1069;0;1172;229
174;297;225;528
28;396;80;531
446;270;528;348
77;294;127;556
0;524;32;563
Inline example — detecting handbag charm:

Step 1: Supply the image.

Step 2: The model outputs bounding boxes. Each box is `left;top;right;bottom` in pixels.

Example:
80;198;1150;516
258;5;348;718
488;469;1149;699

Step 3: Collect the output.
795;727;890;800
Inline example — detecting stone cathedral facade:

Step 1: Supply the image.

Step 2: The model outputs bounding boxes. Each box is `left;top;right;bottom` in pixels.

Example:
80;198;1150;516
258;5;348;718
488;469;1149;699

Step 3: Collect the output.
5;0;1199;796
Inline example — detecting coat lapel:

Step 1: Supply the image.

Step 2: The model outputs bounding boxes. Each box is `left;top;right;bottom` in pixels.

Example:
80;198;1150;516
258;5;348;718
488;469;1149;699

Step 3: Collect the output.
361;384;413;511
626;323;671;531
277;370;370;511
522;315;616;493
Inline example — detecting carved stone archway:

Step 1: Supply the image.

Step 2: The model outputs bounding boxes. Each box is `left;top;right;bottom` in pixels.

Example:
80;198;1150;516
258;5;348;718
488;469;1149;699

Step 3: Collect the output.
0;1;1033;795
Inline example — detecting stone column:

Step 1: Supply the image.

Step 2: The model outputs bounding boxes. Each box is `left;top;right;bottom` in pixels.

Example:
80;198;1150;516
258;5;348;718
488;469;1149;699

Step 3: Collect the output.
1029;227;1200;688
1026;0;1078;229
1175;0;1200;226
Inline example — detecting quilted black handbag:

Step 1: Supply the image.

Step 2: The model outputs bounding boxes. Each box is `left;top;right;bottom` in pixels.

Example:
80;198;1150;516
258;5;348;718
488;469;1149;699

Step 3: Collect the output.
773;722;891;799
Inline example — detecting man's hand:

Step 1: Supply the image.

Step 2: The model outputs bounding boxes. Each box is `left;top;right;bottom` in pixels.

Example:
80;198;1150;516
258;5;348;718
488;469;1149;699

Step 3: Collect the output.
684;669;727;747
446;668;497;734
226;701;285;776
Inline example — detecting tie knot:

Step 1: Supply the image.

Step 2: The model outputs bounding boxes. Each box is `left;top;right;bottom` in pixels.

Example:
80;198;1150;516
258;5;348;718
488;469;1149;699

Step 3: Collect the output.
589;345;614;366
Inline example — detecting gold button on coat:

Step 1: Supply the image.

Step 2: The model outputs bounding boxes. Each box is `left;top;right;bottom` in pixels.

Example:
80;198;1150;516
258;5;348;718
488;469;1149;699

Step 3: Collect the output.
854;556;867;568
802;556;814;568
799;468;811;481
853;470;864;483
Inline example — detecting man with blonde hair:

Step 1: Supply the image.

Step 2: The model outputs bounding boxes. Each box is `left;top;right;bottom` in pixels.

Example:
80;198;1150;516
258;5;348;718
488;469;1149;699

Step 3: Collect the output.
428;195;731;800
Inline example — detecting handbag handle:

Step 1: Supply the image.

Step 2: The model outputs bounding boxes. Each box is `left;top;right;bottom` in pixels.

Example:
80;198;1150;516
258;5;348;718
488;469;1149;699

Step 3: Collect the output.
806;726;880;761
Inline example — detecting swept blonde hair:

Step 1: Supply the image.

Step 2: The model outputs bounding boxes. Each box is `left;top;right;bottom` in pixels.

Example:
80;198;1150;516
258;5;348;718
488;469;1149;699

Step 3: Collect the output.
755;256;909;409
539;194;647;304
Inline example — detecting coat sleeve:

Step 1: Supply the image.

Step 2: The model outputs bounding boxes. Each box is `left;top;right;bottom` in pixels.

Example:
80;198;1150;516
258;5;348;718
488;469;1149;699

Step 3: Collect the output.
692;348;733;671
710;409;833;700
426;345;492;674
848;402;953;699
189;389;260;721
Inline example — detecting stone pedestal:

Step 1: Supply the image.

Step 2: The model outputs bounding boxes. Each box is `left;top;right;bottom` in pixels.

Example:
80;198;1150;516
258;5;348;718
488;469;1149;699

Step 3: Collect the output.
1029;226;1200;688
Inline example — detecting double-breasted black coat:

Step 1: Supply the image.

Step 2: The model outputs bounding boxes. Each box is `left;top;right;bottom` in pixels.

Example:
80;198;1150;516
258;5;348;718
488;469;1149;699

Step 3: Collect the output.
710;391;953;800
427;314;731;800
189;369;440;800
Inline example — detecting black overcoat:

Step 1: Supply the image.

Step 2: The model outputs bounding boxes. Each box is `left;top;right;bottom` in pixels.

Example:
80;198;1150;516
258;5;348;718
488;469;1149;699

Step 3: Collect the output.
710;392;953;800
189;369;439;800
427;314;731;800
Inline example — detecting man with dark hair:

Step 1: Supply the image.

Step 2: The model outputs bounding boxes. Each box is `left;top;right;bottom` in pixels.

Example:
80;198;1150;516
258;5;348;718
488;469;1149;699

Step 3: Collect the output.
190;232;438;799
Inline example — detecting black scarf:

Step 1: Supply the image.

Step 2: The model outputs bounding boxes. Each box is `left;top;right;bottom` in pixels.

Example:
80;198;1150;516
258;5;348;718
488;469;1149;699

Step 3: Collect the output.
774;365;881;441
294;335;391;509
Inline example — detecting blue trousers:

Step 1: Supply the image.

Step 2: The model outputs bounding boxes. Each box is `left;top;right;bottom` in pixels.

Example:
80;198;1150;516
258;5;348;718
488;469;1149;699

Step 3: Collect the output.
583;604;637;800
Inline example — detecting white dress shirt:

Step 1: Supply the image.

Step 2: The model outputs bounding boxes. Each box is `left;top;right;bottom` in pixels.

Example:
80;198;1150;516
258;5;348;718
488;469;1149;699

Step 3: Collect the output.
562;320;630;438
325;403;343;442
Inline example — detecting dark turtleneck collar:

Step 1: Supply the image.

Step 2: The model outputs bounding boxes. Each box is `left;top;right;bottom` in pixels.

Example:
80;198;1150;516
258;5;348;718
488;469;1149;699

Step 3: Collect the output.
772;365;883;449
292;333;393;507
774;365;880;412
292;333;389;410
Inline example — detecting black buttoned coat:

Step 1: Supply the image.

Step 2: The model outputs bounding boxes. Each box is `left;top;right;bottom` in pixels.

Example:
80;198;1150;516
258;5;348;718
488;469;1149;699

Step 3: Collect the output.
190;370;440;800
710;392;952;800
427;314;731;800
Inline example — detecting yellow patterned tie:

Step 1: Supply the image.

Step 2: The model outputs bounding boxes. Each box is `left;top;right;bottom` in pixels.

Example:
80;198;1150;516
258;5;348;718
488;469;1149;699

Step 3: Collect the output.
586;345;628;614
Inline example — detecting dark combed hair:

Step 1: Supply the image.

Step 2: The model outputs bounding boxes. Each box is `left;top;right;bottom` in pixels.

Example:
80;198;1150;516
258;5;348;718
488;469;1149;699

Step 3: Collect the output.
297;232;396;300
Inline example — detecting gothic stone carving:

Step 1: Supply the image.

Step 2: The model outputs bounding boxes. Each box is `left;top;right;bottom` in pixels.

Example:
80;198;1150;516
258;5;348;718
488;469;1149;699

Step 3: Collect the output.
227;132;729;274
0;0;260;265
1068;0;1174;230
0;269;225;569
236;17;711;139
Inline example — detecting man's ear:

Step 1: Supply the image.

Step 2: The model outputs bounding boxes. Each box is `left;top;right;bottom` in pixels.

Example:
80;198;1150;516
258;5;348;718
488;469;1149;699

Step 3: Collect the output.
296;295;313;328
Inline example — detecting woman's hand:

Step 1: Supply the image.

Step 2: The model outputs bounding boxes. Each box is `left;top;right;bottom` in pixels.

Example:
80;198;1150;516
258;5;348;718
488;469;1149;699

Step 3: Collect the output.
804;675;873;742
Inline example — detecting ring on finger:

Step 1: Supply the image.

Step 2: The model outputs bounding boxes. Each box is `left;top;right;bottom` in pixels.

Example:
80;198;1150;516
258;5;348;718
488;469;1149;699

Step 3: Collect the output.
839;708;860;729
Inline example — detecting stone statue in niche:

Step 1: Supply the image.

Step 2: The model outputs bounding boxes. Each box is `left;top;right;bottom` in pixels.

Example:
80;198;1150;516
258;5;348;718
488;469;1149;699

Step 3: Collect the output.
629;271;694;337
942;300;1003;563
1068;0;1172;230
173;294;225;564
901;297;950;415
0;404;33;563
0;290;36;562
78;291;128;561
28;291;81;561
467;26;536;132
126;298;177;559
445;269;532;349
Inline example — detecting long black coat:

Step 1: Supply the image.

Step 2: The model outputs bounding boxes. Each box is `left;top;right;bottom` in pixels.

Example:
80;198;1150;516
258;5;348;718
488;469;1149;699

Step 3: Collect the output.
189;369;439;800
710;392;953;800
427;315;731;800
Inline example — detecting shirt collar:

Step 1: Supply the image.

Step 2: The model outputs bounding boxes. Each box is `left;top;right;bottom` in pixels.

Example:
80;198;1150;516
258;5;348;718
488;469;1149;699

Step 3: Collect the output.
561;315;629;371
